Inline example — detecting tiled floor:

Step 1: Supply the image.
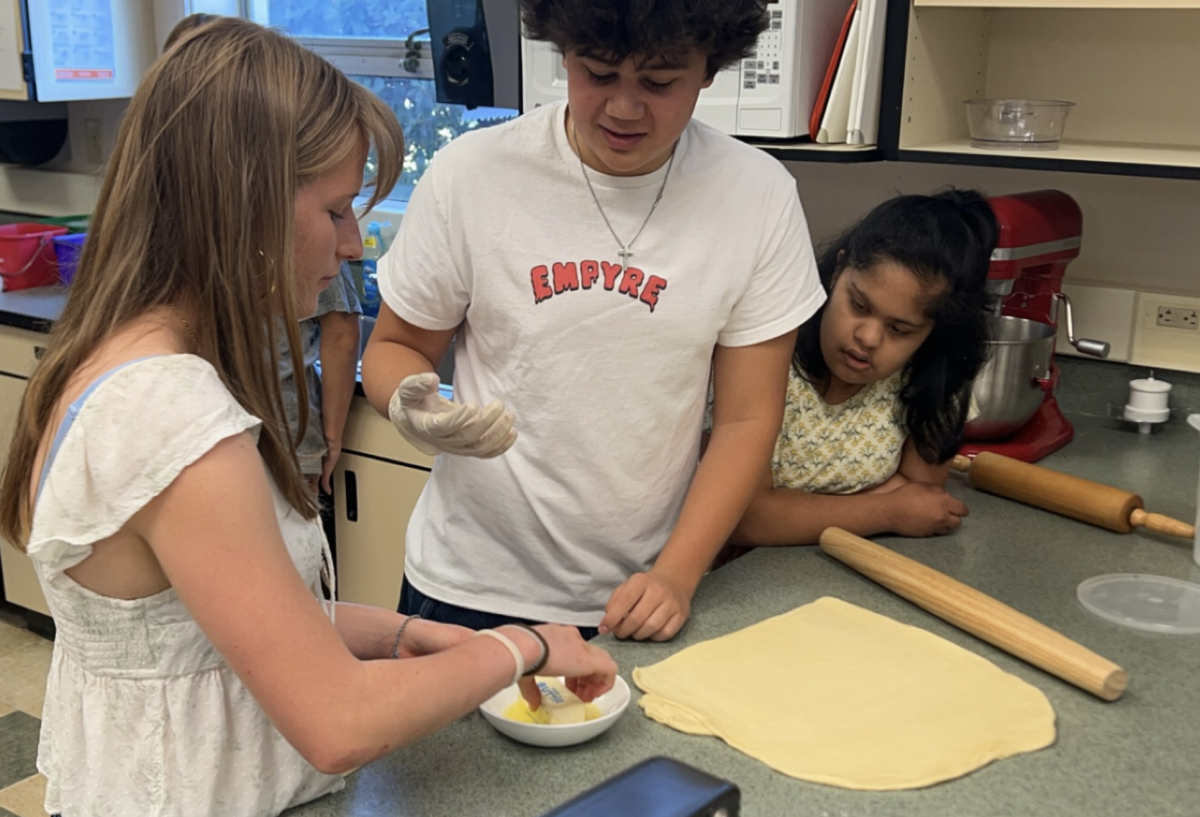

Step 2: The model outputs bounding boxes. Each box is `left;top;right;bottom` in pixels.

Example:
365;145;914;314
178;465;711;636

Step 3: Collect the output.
0;602;50;817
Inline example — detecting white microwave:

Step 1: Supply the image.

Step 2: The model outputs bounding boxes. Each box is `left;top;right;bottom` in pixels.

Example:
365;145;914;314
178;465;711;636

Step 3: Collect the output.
520;0;854;139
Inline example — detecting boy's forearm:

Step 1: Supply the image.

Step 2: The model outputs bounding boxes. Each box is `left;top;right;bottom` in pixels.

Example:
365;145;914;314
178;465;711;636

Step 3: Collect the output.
652;419;778;592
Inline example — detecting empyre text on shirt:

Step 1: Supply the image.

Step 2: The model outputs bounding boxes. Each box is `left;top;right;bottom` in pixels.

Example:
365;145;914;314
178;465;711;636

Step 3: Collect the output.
531;260;667;313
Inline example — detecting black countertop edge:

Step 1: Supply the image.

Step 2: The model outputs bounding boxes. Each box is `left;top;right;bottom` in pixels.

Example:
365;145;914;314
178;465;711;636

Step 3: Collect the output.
0;309;53;333
0;286;68;334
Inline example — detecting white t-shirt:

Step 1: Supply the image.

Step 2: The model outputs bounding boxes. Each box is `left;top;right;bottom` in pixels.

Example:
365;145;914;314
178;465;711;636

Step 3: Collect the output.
382;100;824;625
27;356;343;817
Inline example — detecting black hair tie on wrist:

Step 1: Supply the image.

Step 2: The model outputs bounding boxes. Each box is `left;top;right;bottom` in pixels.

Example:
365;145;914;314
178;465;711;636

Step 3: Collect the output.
505;622;550;677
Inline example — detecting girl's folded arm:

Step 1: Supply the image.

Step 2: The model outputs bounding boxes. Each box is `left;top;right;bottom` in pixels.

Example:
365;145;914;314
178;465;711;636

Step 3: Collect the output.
896;436;953;487
731;464;901;546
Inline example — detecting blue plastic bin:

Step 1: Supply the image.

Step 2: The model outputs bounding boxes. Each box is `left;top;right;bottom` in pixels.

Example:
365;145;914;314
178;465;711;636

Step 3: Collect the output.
52;233;87;286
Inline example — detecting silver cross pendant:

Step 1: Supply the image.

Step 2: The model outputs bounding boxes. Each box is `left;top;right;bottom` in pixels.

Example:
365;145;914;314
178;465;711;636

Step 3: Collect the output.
617;245;633;273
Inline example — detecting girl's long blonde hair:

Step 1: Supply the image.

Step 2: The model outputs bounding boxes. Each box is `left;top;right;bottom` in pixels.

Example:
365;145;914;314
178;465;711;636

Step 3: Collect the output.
0;16;403;547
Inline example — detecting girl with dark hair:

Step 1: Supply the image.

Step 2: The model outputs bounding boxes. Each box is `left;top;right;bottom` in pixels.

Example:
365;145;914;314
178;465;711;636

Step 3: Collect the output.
728;189;998;547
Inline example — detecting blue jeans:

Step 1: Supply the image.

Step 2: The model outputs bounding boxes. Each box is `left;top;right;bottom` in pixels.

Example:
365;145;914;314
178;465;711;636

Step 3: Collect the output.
398;577;600;641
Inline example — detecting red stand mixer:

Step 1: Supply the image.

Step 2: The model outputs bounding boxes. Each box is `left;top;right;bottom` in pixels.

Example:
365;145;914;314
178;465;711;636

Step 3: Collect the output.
960;190;1110;462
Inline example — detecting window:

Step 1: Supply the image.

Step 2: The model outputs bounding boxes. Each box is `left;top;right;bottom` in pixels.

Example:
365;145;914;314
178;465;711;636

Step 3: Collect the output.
245;0;517;205
250;0;428;40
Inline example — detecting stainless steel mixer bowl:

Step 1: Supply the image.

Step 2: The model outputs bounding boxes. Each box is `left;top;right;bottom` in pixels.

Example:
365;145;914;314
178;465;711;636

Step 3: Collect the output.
963;315;1056;440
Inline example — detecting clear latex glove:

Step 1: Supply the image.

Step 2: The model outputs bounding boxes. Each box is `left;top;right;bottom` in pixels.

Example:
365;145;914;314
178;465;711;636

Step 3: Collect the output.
388;372;516;458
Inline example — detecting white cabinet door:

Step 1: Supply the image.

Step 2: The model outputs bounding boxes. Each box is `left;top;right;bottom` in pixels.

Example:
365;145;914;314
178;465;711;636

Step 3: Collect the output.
0;371;49;615
333;451;427;611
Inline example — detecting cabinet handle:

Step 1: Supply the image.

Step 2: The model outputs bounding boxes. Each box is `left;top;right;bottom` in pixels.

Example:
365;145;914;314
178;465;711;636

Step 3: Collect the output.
343;470;358;522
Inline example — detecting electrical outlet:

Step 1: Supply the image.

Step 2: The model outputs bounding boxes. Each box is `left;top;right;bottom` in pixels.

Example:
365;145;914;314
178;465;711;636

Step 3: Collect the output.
1132;292;1200;374
1156;305;1199;330
83;118;103;165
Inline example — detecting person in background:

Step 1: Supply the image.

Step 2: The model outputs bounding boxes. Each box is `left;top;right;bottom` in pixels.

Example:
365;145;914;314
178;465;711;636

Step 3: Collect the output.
723;189;997;552
0;16;616;817
362;0;825;642
279;260;361;495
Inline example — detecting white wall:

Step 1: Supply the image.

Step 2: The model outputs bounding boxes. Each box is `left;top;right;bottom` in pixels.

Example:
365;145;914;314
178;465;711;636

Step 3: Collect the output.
39;97;129;174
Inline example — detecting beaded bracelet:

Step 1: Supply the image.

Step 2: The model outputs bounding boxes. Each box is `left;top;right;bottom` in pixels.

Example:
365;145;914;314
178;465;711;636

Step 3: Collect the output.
389;614;421;660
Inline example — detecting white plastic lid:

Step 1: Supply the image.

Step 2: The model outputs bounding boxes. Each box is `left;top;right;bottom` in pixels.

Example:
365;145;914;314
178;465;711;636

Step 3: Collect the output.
1078;574;1200;634
1129;378;1171;393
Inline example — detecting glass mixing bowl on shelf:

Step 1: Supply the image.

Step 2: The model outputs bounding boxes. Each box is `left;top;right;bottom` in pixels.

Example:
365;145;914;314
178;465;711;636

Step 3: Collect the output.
964;99;1075;151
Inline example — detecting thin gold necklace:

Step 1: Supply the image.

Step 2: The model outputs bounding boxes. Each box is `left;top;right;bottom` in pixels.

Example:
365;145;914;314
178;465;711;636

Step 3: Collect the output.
171;306;198;351
569;118;676;274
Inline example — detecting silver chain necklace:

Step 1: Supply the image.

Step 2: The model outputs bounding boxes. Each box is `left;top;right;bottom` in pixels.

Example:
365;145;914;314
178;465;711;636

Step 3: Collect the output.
570;119;676;274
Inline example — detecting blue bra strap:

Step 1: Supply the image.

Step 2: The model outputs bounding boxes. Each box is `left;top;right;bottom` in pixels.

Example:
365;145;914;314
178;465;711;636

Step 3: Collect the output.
36;357;164;502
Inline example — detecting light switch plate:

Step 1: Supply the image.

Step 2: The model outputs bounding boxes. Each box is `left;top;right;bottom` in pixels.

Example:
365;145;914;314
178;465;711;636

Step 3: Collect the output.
83;118;103;165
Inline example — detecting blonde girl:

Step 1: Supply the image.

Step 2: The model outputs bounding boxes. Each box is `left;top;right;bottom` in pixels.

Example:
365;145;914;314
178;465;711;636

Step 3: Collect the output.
0;16;615;817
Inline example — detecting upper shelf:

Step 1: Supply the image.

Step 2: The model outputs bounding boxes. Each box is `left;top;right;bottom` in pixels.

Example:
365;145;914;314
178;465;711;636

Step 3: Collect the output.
898;4;1200;180
743;141;883;163
914;1;1200;8
898;140;1200;180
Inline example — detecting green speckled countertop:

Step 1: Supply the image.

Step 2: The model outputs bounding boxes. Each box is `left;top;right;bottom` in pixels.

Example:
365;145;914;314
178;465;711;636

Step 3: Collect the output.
287;412;1200;817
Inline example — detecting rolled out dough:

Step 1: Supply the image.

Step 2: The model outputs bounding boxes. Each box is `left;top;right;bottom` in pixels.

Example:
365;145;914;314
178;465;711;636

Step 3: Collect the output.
633;597;1056;790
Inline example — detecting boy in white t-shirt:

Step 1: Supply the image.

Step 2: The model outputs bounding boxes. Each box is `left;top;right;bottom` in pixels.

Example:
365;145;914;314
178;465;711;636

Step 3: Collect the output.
361;0;825;641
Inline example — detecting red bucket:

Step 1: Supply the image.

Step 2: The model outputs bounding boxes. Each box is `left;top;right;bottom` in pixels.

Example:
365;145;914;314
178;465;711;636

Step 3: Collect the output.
0;224;70;291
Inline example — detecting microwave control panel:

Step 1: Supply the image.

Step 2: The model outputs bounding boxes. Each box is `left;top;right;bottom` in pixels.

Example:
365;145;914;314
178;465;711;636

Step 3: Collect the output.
741;3;786;93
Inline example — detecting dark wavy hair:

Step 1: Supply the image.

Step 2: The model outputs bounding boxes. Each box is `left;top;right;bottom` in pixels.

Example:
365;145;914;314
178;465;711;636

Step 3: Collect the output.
795;189;998;464
519;0;769;78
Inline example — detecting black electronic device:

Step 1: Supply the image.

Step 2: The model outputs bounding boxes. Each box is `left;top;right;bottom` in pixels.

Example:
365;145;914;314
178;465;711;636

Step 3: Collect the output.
426;0;520;110
538;756;740;817
0;119;67;166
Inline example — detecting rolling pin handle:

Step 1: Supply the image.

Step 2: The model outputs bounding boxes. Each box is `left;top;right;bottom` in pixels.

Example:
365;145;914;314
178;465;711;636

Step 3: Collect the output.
1129;508;1196;539
951;454;972;472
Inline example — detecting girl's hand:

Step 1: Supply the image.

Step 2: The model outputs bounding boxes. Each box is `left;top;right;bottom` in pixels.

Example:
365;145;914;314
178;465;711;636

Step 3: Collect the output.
395;618;474;659
888;482;969;536
517;624;618;708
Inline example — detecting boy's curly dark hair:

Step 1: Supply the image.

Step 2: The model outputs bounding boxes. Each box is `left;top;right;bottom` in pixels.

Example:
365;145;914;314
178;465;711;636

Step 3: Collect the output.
794;189;999;465
519;0;769;78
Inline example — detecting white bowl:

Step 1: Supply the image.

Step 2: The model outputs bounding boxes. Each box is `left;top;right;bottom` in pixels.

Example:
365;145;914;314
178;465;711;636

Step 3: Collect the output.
479;676;631;748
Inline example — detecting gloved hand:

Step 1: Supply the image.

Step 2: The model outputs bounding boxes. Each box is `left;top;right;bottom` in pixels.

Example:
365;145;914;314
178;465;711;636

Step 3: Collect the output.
388;372;516;458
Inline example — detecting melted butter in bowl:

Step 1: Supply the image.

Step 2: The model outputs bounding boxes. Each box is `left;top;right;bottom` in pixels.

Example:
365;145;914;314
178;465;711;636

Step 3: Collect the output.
480;675;631;747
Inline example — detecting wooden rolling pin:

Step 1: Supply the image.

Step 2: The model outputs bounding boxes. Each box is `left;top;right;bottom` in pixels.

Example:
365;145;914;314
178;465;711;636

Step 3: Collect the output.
819;527;1128;701
952;451;1194;539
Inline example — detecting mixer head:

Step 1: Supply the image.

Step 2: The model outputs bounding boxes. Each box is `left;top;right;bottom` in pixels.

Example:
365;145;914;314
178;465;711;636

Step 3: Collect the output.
985;189;1083;328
